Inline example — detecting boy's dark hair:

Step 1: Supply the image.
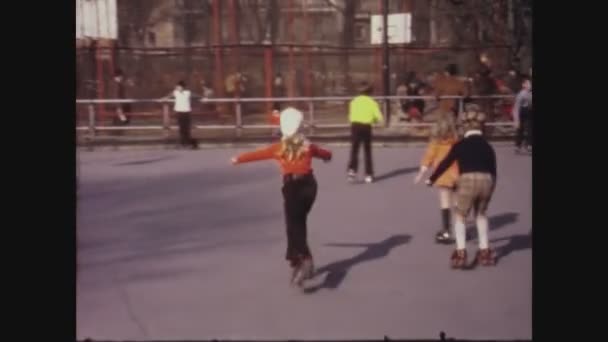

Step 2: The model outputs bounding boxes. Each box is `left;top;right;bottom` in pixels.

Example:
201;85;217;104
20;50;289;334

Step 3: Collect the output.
114;69;123;77
177;80;186;87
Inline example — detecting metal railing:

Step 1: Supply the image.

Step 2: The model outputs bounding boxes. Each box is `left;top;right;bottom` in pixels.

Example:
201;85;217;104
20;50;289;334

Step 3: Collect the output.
76;95;516;141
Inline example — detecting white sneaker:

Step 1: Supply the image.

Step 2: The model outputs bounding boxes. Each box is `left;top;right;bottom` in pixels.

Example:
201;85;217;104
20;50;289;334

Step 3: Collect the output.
364;176;374;184
347;169;356;182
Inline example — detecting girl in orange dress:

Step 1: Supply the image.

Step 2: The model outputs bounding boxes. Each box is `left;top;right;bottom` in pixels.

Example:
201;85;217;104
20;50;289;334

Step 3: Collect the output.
414;112;459;243
232;107;332;287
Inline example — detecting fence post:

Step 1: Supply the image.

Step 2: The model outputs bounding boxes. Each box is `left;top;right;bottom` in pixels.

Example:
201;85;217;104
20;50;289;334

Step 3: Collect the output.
162;103;170;139
87;103;96;142
458;97;464;120
308;101;314;135
236;101;242;138
383;99;389;127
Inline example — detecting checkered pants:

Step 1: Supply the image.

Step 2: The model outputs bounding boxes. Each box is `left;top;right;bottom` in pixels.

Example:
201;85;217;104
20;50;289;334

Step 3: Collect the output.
455;172;495;217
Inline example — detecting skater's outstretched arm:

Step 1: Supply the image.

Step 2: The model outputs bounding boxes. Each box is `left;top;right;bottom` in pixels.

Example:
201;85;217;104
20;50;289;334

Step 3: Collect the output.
310;144;332;161
416;141;439;183
232;143;279;164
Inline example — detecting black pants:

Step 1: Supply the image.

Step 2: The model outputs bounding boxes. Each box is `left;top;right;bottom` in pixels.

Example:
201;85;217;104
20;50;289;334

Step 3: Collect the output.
282;174;318;266
515;108;533;148
348;123;374;176
177;112;197;147
111;106;131;136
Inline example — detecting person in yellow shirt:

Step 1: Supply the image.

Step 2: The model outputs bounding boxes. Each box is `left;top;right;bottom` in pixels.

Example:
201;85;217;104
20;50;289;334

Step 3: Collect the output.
347;81;384;183
414;111;459;243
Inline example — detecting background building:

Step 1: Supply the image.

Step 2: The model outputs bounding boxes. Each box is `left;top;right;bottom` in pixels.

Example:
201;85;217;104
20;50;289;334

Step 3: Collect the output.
77;0;532;100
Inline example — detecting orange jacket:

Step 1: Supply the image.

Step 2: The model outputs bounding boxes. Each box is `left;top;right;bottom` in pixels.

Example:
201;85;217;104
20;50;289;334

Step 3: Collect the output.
235;142;332;175
421;138;459;188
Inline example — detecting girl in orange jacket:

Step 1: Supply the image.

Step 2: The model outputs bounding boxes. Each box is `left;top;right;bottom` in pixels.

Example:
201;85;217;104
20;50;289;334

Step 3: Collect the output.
232;107;332;287
414;112;459;243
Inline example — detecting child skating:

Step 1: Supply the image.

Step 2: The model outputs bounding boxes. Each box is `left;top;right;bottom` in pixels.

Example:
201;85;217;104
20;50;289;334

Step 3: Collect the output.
425;110;498;269
414;112;459;244
231;107;332;287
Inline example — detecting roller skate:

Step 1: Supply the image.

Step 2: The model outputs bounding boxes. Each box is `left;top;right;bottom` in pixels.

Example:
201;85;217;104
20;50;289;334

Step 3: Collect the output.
450;249;467;269
292;257;314;288
475;248;497;266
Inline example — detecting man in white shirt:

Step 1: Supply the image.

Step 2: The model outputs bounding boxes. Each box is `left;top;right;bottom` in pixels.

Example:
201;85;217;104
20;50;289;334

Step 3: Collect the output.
165;81;199;149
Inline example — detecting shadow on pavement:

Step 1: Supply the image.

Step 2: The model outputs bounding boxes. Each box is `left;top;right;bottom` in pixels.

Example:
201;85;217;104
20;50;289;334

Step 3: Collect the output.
303;234;412;294
466;212;519;241
491;228;533;263
374;167;419;183
113;155;177;166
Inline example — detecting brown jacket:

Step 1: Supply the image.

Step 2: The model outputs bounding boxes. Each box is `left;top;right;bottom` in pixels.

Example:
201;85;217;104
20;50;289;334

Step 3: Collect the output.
433;75;468;112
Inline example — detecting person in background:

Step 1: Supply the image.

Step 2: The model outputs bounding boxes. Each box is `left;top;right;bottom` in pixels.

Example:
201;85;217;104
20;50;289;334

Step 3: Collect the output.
414;112;459;244
200;79;215;112
395;80;409;122
269;102;282;139
231;108;332;288
476;54;498;119
425;111;498;269
433;64;468;119
406;74;426;122
110;69;131;134
163;81;199;149
347;81;384;183
225;72;245;98
512;77;533;153
505;69;521;94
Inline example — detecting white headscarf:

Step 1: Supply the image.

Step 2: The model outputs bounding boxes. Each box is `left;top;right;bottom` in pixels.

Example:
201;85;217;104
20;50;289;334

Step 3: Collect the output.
280;107;303;137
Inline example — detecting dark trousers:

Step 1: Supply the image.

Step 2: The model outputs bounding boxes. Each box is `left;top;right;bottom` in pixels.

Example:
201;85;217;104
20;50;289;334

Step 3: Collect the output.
515;108;533;148
282;174;318;266
111;106;131;136
177;112;197;147
348;123;374;176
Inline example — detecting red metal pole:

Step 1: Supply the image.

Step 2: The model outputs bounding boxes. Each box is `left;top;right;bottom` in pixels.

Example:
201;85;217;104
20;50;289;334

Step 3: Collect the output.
95;42;105;121
372;1;381;94
228;0;240;96
303;0;311;96
108;43;115;83
288;0;295;98
212;0;224;98
264;44;273;113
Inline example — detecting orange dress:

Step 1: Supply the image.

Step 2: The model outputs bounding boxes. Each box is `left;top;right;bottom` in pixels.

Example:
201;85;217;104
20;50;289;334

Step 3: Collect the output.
421;138;459;188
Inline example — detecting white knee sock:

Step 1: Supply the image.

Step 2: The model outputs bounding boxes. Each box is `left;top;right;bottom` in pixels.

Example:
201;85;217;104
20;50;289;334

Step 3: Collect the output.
454;215;466;250
476;215;489;249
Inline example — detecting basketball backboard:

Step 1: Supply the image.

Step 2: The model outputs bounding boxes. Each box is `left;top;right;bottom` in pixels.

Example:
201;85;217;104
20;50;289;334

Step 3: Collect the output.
370;13;412;45
76;0;118;40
